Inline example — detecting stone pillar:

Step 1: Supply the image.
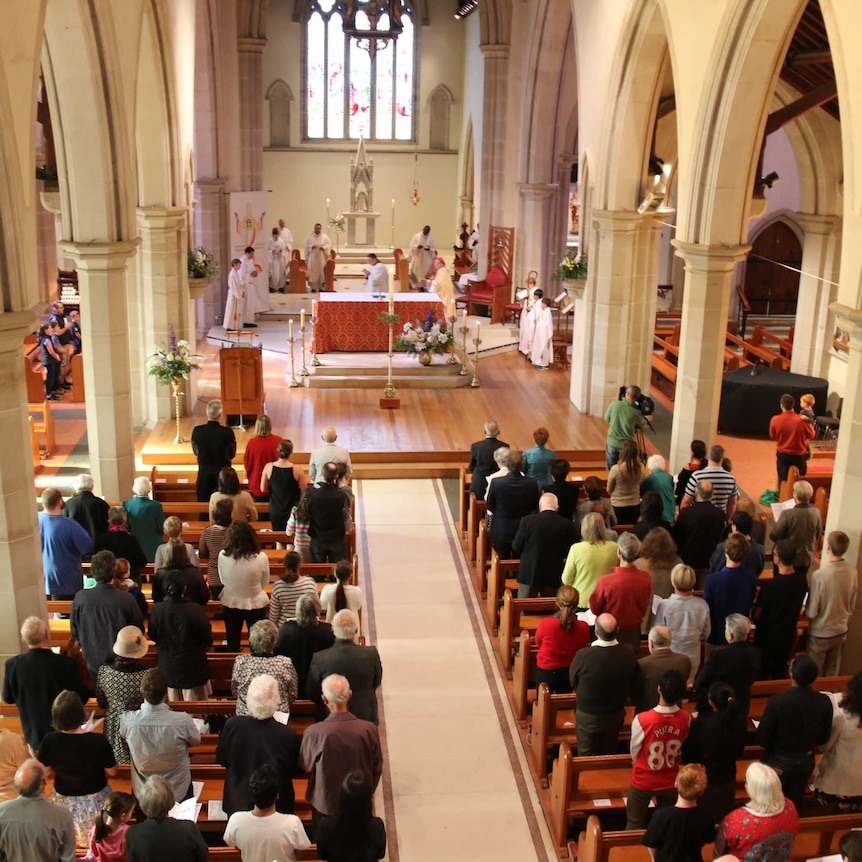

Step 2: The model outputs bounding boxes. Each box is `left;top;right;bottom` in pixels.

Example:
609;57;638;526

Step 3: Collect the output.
516;183;557;284
791;214;840;380
195;177;227;333
59;240;139;501
668;241;750;472
136;207;189;421
477;43;510;259
237;38;266;191
0;311;47;673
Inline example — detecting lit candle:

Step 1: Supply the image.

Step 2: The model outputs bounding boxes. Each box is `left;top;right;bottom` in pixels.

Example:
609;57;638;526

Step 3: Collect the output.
326;198;331;221
476;321;481;341
391;199;395;211
300;308;306;330
289;319;294;340
462;309;468;328
312;299;318;318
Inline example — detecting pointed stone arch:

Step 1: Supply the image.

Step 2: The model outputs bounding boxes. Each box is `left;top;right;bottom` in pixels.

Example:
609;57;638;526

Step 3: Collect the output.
428;84;454;151
266;79;294;148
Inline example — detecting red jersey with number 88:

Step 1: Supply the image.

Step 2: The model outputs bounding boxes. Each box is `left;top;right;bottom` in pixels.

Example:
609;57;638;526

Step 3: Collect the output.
630;705;691;791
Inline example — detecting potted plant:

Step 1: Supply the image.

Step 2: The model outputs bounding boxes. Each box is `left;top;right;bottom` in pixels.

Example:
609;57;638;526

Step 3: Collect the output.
146;327;201;444
551;250;587;300
394;308;454;365
188;246;219;299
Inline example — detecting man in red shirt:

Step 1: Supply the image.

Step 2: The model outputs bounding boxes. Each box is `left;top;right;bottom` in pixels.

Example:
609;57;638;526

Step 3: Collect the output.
589;532;652;651
769;393;815;489
626;669;691;829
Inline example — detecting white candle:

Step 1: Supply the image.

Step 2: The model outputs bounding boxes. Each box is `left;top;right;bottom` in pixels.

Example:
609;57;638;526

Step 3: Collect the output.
300;308;306;330
388;280;395;313
289;319;294;340
312;299;318;318
476;322;481;341
462;309;468;328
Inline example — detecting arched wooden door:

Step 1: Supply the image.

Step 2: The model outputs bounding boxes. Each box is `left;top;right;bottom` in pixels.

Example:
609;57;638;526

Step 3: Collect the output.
743;221;802;316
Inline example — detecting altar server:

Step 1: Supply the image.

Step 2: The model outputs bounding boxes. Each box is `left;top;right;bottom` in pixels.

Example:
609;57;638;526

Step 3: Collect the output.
224;259;245;331
530;296;554;371
365;253;389;298
267;228;287;293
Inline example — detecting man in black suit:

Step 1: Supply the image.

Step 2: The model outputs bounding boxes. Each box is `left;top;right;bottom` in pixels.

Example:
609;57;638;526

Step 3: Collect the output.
673;480;726;573
545;459;580;522
2;616;88;751
693;612;761;715
511;492;576;597
306;462;349;563
486;450;540;559
468;419;508;497
63;473;109;544
306;609;382;724
190;399;237;502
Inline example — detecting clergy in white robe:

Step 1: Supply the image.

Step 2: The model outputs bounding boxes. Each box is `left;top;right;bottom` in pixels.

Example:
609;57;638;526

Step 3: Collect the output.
240;247;268;320
223;259;245;330
278;219;294;254
267;228;287;292
408;225;436;287
529;298;554;369
519;290;543;356
365;253;389;298
304;223;332;291
427;258;455;307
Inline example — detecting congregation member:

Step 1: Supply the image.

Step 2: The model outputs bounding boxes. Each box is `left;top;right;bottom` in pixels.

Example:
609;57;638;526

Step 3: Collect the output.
231;620;297;716
3;616;88;752
707;510;765;575
633;528;681;628
523;426;556;490
71;549;144;682
84;791;135;862
606;439;644;525
511;492;577;598
120;668;200;803
634;627;691;714
121;477;165;564
39;487;91;600
840;834;862;862
308;426;353;485
753;539;809;679
468;419;508;497
243;415;281;501
408;224;436;287
307;609;382;724
589;532;651;651
702;532;757;655
807;530;858;674
640;454;675;524
269;550;318;625
209;466;257;522
625;670;691;830
217;675;299;817
153;516;200;570
561;512;618;609
63;473;109;544
483;445;510;500
223;764;310;862
757;654;833;812
316;770;387;862
275;594;335;698
49;300;75;387
569;613;642;756
299;675;382;825
0;729;27;803
655;564;711;684
0;759;75;862
545;459;580;521
260;438;308;532
152;540;209;605
486;449;540;559
303;223;332;292
769;392;815;487
769;478;822;575
575;475;616;530
148;571;212;701
533;586;590;694
674;440;707;508
320;558;363;622
680;444;739;520
694;613;760;715
631;492;671;541
673;480;726;573
307;462;350;563
125;775;208;862
198;497;232;599
190;398;237;503
92;507;148;582
603;385;647;470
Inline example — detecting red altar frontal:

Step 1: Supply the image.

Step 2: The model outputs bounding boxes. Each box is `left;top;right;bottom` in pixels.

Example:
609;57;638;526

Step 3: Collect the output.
316;293;446;352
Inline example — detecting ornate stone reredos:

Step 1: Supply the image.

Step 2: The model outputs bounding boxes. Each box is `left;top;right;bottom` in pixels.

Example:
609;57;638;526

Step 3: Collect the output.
349;136;373;213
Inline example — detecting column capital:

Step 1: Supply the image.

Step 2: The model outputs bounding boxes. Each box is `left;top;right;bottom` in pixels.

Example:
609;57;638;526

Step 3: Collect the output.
136;206;187;230
479;43;510;60
0;310;39;354
195;177;227;193
591;209;646;232
237;36;267;54
829;302;862;352
670;240;750;272
794;212;838;236
58;240;140;271
517;182;558;201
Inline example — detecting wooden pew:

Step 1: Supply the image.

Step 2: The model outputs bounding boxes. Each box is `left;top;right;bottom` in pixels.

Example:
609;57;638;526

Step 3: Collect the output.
497;592;557;677
751;324;793;360
465;493;486;567
28;401;56;456
475;520;492;596
726;331;789;370
485;554;520;632
779;464;833;502
651;337;678;393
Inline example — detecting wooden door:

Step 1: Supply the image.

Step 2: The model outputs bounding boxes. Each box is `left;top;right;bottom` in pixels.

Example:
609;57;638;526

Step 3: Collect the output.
743;221;802;316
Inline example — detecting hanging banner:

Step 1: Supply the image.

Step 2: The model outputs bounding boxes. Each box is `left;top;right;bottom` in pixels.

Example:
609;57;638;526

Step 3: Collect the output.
229;191;269;266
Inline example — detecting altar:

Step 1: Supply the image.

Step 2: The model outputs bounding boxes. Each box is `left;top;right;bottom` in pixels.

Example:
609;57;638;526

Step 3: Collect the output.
316;293;445;352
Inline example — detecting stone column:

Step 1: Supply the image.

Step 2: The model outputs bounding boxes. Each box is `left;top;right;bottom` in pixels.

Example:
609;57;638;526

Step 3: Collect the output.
58;240;139;501
136;207;189;421
195;177;227;333
824;303;862;668
237;38;266;191
791;214;840;379
0;311;47;672
668;241;750;472
516;182;557;284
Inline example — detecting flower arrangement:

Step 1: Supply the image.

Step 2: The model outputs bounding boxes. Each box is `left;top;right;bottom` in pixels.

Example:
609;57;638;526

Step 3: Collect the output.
551;250;587;282
328;215;346;235
188;246;219;281
395;308;454;356
146;328;201;385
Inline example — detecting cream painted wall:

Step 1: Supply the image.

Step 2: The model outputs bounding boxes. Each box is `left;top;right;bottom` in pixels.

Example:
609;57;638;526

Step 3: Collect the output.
457;12;484;222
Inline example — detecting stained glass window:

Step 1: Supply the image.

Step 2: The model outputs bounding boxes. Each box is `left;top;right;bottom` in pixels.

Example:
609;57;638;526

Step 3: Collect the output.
304;2;416;141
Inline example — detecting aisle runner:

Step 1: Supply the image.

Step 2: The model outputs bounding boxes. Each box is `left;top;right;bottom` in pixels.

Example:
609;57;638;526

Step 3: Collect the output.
356;478;555;862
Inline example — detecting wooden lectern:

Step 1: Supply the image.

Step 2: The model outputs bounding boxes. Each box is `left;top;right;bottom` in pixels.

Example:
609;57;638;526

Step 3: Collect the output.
219;346;265;428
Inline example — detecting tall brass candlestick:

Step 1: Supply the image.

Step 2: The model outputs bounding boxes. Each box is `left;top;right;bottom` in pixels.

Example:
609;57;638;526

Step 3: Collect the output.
459;325;469;376
310;313;321;366
287;333;299;387
447;315;458;365
470;334;482;388
384;320;397;398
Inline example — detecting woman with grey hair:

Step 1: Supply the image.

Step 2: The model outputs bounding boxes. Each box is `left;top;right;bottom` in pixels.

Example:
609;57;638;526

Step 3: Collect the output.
274;593;335;698
125;775;208;861
121;477;165;563
231;620;297;716
217;674;299;816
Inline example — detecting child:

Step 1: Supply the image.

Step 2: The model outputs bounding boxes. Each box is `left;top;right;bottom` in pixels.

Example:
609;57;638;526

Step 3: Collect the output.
643;763;715;861
286;491;312;562
38;322;63;400
799;392;817;425
85;791;135;862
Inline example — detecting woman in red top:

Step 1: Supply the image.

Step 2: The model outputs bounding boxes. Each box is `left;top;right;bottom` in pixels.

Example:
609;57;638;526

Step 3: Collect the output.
534;585;590;693
244;415;281;501
715;762;799;861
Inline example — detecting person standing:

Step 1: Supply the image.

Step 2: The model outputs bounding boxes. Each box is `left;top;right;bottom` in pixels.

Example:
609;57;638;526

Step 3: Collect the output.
278;218;294;257
769;478;822;576
122;477;165;564
191;398;237;503
266;227;287;293
529;295;554;370
304;223;332;291
769;393;815;488
240;246;266;325
243;415;281;502
223;258;245;331
308;426;352;485
63;474;109;545
364;253;389;298
38;487;92;599
486;450;541;559
425;257;455;306
306;462;349;563
603;386;646;470
408;225;436;288
468;419;508;498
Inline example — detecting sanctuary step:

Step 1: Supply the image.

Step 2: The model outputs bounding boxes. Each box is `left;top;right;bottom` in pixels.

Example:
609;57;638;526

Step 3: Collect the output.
306;351;472;389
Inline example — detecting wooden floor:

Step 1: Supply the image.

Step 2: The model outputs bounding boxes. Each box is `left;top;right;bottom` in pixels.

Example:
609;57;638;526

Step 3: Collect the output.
139;337;608;464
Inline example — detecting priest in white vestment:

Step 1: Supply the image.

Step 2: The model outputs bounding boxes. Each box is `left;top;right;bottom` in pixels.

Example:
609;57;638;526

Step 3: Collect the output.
365;253;389;298
278;219;294;255
519;289;543;356
241;247;267;323
529;297;554;370
426;258;455;307
266;228;287;292
304;223;332;291
408;225;436;288
223;259;245;331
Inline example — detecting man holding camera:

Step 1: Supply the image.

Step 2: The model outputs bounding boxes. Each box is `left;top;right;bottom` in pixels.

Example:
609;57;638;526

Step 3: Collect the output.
604;386;647;470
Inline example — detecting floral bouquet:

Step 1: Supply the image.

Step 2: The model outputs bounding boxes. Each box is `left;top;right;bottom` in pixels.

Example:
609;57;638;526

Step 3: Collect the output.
395;308;454;356
146;327;201;385
551;250;587;281
188;246;219;280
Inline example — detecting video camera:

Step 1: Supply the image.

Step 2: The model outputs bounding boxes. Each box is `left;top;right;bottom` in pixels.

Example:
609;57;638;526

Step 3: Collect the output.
618;385;655;417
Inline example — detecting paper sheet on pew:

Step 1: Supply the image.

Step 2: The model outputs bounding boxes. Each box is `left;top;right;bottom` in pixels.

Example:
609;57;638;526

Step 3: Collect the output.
192;718;207;734
273;710;290;725
577;609;596;626
207;800;227;821
192;781;204;800
806;855;841;861
169;797;202;822
771;497;795;521
81;710;103;732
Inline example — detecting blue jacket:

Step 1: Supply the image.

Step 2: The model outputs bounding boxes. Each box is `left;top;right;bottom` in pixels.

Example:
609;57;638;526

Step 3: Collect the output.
38;511;91;595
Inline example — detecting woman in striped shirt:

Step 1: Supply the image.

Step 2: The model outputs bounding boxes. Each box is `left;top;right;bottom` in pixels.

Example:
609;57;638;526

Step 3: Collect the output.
269;551;318;626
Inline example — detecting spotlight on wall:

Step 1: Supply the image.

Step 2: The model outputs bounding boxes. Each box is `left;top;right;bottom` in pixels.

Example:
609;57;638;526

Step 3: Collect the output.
756;171;780;190
648;155;665;178
455;0;479;20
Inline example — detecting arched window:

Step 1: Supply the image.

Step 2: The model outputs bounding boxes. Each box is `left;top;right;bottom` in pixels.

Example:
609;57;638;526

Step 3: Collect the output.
305;0;416;141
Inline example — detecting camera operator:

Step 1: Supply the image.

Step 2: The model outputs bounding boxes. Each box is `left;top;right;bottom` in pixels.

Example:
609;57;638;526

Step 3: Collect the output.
604;385;647;470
